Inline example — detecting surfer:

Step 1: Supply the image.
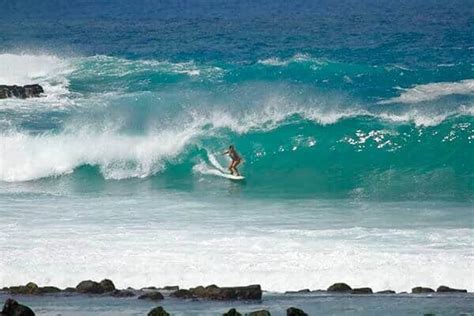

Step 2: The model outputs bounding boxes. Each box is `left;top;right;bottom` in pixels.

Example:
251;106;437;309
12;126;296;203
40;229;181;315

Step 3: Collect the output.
223;145;242;176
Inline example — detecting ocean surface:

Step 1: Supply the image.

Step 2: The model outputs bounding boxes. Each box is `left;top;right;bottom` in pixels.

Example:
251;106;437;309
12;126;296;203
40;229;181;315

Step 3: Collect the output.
1;0;473;299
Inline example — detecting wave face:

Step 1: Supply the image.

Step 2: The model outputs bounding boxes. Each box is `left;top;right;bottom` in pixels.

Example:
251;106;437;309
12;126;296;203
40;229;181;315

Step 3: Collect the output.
0;53;473;200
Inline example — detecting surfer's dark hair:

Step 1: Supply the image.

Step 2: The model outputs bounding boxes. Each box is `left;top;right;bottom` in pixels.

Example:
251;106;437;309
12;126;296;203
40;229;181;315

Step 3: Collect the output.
229;145;234;149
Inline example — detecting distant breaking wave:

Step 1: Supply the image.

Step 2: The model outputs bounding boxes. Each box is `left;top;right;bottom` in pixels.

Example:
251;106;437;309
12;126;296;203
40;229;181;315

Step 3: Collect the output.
380;79;474;104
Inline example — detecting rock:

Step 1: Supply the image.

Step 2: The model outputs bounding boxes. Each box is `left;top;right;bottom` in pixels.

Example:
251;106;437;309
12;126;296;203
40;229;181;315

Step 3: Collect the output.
147;306;169;316
287;307;308;316
376;290;396;294
285;289;310;294
351;287;373;294
64;287;76;292
222;308;242;316
189;284;262;300
170;289;194;299
99;279;115;292
142;286;158;290
138;292;164;300
8;282;41;295
110;290;135;297
0;84;44;99
436;286;467;293
248;310;271;316
412;287;435;294
76;280;105;294
39;286;61;294
161;286;179;291
1;298;35;316
327;283;352;293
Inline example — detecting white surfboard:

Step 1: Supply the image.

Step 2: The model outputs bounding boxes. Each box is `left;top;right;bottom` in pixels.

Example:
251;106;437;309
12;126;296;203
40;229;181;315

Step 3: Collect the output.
208;153;245;180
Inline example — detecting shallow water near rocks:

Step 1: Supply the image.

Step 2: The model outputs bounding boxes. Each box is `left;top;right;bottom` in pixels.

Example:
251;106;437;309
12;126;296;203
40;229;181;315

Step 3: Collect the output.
1;292;473;316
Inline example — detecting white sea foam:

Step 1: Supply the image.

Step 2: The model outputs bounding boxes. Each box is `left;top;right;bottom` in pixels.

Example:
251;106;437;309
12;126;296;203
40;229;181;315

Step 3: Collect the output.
73;55;223;79
0;127;198;182
380;79;474;104
0;53;74;100
258;53;324;67
1;195;472;292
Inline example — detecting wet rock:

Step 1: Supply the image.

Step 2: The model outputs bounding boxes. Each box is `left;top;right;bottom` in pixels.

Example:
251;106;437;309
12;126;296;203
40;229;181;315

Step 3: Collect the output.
170;289;194;299
287;307;308;316
1;298;35;316
99;279;115;292
64;287;76;292
161;286;179;291
376;290;396;294
285;289;310;294
436;286;467;293
189;284;262;300
412;287;435;294
327;283;352;293
147;306;169;316
248;310;271;316
7;282;41;295
0;84;44;99
110;289;135;297
138;292;164;301
76;280;105;294
39;286;61;294
222;308;242;316
351;287;373;294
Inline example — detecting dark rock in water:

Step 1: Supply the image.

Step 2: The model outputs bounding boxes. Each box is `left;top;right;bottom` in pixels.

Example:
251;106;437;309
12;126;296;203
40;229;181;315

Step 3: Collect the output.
161;286;179;291
327;283;352;293
412;287;435;294
0;84;44;99
6;283;60;295
147;306;169;316
170;289;194;299
99;279;115;292
39;286;61;294
142;286;158;290
351;287;373;294
138;292;164;300
110;289;135;297
287;307;308;316
189;284;262;300
76;280;105;294
248;310;271;316
376;290;396;294
285;289;310;294
64;287;76;292
8;282;41;295
222;308;242;316
436;285;467;293
1;298;35;316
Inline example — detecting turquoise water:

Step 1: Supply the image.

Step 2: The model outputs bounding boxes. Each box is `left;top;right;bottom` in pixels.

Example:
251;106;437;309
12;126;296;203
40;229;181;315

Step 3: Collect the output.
0;0;473;295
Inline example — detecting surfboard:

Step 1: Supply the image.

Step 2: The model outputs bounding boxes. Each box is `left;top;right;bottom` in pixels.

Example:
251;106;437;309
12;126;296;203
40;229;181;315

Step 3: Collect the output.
208;153;245;180
218;172;245;180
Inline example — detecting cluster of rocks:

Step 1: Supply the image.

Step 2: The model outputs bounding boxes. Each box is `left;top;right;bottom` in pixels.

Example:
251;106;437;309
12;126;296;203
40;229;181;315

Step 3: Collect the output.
170;284;262;300
0;84;44;99
284;283;467;295
1;280;469;316
221;307;307;316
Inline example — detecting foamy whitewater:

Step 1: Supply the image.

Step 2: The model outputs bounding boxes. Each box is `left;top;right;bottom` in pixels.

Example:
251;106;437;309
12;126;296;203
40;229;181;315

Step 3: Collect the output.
1;0;473;302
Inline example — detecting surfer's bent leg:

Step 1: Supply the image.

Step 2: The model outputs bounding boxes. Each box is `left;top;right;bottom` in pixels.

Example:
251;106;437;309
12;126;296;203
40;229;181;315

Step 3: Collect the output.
234;160;241;176
229;161;235;175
